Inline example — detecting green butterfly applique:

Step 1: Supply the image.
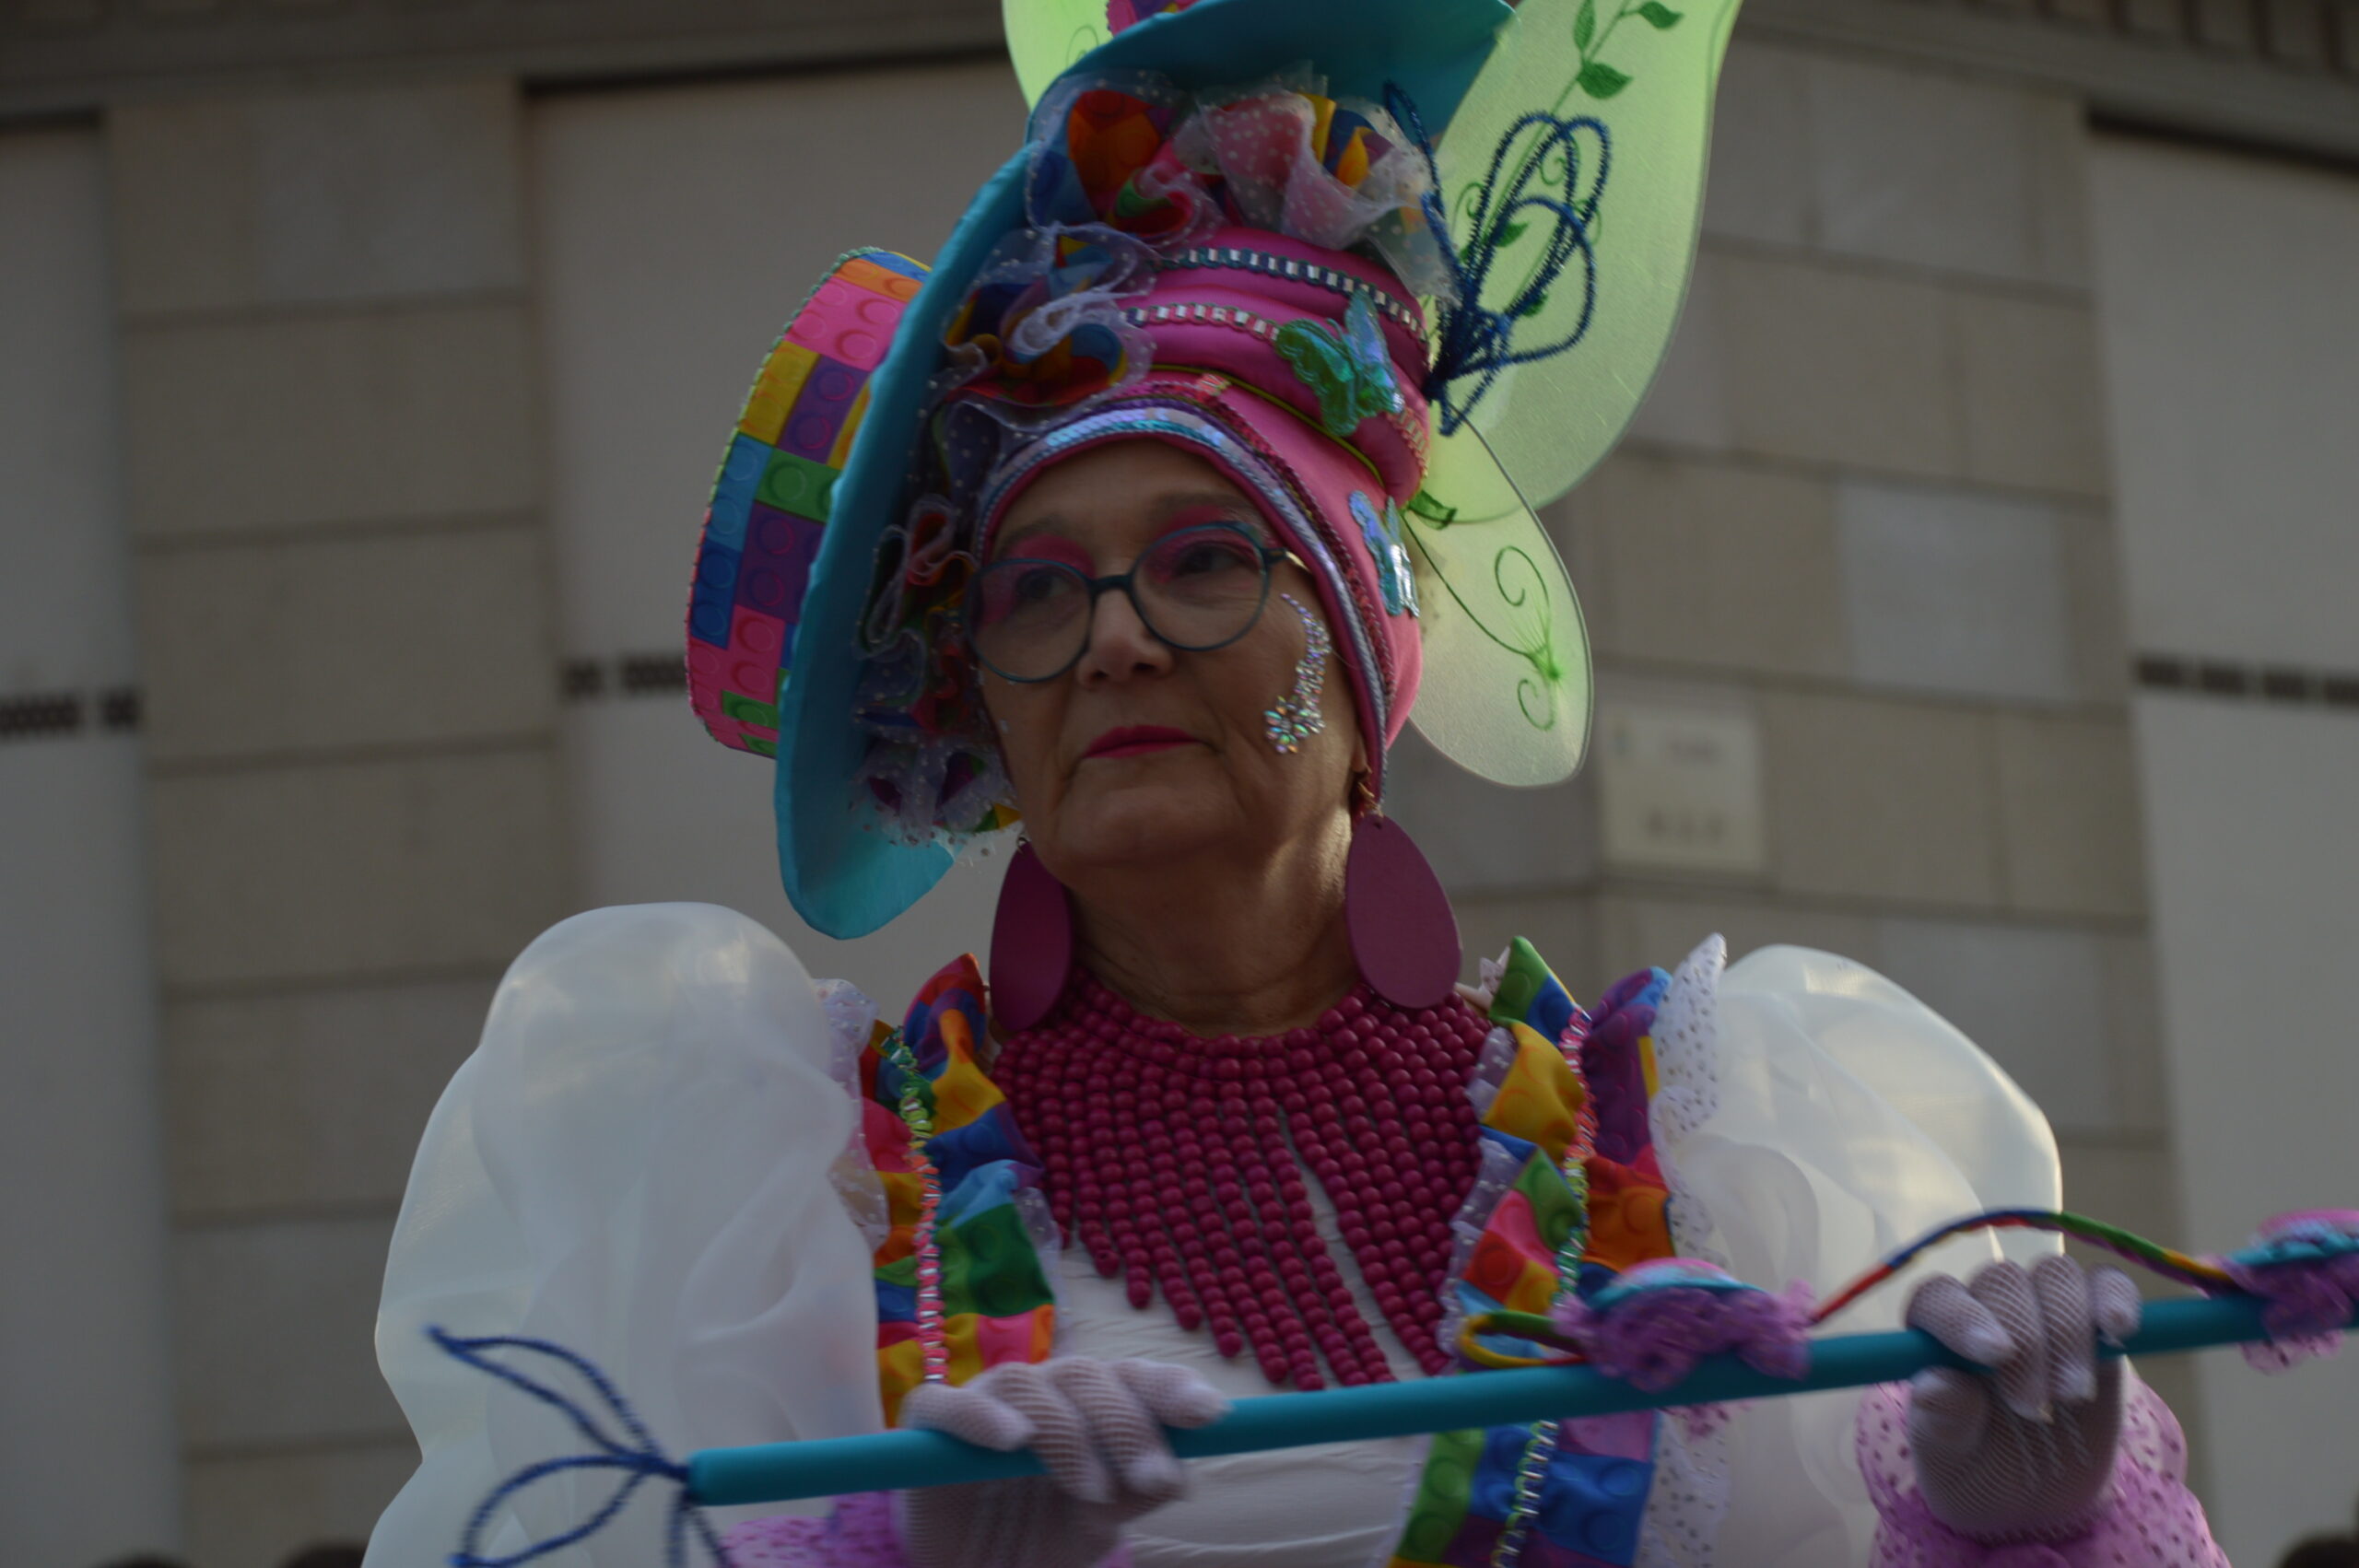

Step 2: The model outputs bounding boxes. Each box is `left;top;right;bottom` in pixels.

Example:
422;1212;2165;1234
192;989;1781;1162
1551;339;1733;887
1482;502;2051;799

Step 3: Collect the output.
1274;294;1404;439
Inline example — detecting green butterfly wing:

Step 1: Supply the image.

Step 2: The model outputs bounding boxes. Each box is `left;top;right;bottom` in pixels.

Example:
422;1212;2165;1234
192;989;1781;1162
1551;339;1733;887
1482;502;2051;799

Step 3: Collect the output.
1402;423;1592;786
1004;0;1115;106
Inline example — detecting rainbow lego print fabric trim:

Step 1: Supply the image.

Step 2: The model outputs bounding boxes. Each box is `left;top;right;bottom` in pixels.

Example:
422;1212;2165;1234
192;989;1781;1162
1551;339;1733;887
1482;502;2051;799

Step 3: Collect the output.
687;249;928;758
862;955;1057;1425
1390;942;1678;1568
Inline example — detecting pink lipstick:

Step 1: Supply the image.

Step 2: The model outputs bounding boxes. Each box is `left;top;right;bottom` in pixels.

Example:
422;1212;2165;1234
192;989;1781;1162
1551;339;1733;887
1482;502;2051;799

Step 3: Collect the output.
1084;725;1197;760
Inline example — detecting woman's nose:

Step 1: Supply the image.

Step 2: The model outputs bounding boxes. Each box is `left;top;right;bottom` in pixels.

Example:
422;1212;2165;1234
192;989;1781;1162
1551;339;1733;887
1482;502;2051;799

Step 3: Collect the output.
1075;584;1172;684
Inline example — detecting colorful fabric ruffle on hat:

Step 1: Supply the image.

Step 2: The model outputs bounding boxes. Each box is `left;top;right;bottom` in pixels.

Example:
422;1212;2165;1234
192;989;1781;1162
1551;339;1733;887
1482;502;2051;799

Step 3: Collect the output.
1028;81;1219;247
942;228;1158;411
1022;71;1447;285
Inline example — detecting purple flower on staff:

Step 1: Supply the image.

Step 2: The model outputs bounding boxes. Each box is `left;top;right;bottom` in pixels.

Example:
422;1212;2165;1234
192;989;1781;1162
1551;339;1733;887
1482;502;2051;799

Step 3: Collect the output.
2215;1210;2359;1372
1553;1258;1816;1394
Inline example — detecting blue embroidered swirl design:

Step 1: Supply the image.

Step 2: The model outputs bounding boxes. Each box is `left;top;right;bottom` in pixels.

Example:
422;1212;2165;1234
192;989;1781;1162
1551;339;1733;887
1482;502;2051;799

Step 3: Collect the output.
1386;85;1612;437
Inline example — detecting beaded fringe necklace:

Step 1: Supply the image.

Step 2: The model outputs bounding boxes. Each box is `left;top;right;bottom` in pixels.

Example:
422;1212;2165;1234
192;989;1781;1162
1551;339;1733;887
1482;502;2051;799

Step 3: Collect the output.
992;972;1490;1388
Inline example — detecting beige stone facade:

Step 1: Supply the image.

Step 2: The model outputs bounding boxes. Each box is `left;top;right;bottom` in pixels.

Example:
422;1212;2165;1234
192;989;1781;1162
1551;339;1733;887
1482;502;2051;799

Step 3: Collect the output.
2;1;2355;1564
99;76;571;1568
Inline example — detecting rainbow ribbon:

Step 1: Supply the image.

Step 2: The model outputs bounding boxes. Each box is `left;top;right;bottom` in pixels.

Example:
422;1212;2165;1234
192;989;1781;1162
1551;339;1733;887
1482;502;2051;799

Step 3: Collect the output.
686;1295;2355;1505
1806;1207;2233;1324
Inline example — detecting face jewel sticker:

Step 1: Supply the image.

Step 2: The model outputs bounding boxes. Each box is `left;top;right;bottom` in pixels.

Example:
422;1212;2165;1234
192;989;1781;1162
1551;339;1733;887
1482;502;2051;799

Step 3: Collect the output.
1352;491;1419;619
1273;294;1404;439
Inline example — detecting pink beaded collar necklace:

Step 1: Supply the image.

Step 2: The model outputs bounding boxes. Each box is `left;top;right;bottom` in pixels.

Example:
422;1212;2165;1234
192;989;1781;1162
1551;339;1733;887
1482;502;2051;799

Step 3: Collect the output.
992;971;1489;1389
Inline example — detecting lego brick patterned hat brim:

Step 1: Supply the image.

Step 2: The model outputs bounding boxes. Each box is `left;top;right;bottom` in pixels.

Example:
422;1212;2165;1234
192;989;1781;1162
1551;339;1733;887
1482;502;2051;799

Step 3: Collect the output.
687;249;928;760
762;0;1519;940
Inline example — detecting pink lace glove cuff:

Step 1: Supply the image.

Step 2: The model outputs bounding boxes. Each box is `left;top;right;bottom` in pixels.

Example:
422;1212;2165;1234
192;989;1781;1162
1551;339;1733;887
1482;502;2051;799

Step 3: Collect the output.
1857;1379;2228;1568
722;1494;1135;1568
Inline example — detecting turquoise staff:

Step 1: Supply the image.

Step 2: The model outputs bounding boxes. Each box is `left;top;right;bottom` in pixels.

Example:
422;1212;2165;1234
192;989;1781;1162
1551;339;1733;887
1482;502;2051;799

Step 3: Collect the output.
687;1294;2354;1506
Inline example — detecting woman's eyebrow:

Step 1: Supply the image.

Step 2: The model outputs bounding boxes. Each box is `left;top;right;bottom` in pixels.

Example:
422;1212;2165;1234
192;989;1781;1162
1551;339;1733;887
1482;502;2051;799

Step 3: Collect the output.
1153;495;1271;540
1151;492;1262;522
996;493;1263;552
994;516;1065;550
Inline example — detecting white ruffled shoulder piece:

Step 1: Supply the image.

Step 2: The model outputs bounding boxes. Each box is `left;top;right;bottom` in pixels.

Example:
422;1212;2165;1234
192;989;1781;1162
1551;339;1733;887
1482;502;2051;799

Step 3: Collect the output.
364;904;884;1568
1640;941;2065;1568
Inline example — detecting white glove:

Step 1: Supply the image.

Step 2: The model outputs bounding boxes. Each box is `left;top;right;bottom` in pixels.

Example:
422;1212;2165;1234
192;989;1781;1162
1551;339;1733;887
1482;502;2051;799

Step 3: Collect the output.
1904;1255;2143;1541
897;1358;1227;1568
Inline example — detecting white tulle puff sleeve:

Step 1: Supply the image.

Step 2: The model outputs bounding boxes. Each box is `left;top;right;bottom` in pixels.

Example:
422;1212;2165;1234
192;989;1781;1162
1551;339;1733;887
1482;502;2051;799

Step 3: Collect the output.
1645;940;2068;1568
363;903;886;1568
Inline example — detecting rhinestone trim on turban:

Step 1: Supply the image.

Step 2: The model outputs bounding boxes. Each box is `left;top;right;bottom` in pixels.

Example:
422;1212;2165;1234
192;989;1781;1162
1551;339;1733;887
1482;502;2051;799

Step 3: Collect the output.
1159;244;1429;338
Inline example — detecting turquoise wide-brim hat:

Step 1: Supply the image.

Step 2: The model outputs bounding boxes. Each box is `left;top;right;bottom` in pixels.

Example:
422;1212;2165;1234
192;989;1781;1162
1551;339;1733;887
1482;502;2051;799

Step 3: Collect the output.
684;0;1740;938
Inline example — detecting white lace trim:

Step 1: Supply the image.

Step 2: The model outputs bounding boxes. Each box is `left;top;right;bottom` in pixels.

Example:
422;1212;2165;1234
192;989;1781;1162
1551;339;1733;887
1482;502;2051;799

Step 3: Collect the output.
816;977;892;1249
1635;936;1734;1564
1651;936;1729;1270
1638;1412;1732;1568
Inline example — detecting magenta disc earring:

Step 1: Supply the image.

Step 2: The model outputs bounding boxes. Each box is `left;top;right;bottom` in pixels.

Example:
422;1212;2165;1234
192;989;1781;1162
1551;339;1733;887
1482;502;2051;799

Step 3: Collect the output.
1344;812;1461;1011
990;839;1075;1033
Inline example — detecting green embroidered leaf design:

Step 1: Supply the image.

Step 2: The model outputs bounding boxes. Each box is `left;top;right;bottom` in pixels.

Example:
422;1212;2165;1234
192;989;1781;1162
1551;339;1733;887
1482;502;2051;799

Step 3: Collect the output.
1402;522;1569;735
1575;60;1632;99
1513;289;1551;320
1574;0;1598;50
1492;217;1530;250
1405;489;1459;526
1636;2;1684;27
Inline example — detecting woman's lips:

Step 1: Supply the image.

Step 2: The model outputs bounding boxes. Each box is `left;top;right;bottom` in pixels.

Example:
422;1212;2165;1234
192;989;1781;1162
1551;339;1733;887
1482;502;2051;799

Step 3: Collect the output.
1084;725;1198;760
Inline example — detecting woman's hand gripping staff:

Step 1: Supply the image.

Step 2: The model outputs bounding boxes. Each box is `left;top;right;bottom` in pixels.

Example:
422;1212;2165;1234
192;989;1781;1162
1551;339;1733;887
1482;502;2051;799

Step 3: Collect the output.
1905;1255;2146;1542
898;1358;1228;1568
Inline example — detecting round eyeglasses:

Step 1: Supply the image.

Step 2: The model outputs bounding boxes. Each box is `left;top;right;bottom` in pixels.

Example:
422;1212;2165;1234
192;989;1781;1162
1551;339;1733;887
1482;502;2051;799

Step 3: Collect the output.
967;523;1298;684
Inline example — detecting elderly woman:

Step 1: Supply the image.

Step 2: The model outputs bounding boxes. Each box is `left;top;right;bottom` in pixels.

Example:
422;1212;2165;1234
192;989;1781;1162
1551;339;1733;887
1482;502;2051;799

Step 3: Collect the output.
364;2;2228;1566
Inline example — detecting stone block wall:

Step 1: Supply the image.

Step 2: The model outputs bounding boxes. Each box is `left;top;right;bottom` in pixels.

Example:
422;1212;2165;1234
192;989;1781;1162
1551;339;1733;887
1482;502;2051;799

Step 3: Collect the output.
0;123;182;1568
105;78;570;1564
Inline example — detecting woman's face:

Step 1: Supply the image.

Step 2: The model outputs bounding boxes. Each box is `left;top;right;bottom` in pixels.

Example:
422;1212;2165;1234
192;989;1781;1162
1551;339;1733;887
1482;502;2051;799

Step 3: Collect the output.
979;439;1360;887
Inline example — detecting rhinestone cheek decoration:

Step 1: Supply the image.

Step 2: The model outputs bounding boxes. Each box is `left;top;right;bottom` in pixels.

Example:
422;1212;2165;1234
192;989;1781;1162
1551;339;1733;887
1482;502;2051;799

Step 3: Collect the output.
1265;593;1332;754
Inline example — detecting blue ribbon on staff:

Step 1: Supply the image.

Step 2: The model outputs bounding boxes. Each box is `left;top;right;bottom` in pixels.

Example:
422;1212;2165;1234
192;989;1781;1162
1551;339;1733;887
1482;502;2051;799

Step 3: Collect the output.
429;1328;730;1568
685;1295;2354;1506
